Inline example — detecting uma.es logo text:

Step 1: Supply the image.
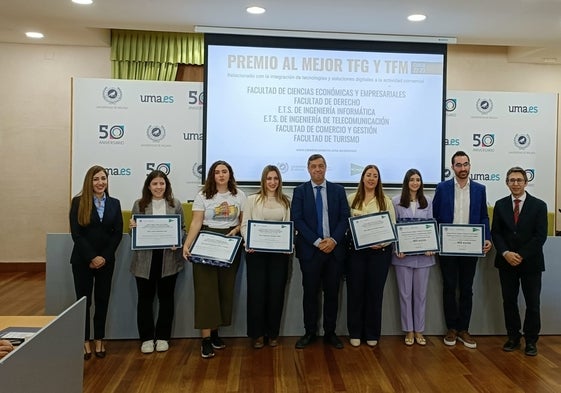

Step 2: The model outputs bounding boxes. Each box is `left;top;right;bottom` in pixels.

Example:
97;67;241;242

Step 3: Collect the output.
508;105;538;114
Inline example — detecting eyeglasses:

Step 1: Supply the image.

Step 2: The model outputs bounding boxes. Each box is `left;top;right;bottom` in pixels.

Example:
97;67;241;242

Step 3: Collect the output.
507;178;525;184
453;162;470;168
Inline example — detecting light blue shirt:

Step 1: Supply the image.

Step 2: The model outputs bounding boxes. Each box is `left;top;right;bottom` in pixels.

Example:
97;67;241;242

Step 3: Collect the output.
94;193;106;221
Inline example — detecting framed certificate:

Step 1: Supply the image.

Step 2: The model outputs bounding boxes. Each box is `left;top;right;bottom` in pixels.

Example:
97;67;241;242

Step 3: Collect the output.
188;231;242;267
131;214;182;250
246;220;293;253
348;212;396;250
395;220;439;255
439;224;485;257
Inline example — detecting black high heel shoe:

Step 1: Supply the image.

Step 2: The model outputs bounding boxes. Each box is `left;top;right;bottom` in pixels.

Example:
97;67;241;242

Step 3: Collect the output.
94;340;106;358
84;342;92;360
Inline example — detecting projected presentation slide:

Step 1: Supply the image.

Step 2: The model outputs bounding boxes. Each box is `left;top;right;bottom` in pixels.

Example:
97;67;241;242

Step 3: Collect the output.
205;35;446;186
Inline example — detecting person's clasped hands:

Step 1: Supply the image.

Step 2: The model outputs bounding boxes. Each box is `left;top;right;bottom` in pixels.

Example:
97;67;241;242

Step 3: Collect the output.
0;339;14;358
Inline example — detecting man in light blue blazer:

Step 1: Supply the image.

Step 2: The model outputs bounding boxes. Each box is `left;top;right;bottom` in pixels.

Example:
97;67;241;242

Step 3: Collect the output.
291;154;350;349
433;151;492;349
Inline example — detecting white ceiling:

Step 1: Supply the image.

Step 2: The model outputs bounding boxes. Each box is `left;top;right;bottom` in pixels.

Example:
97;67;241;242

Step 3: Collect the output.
2;0;561;63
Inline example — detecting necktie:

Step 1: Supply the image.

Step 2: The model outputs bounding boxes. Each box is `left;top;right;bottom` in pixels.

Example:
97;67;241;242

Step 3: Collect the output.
315;186;323;238
513;199;521;224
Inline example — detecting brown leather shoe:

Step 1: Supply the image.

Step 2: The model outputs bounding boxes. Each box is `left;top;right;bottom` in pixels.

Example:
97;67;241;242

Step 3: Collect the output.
457;331;477;349
444;329;457;346
253;337;264;349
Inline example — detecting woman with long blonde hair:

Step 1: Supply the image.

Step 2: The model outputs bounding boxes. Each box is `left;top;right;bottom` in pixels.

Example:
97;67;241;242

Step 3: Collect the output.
241;165;291;348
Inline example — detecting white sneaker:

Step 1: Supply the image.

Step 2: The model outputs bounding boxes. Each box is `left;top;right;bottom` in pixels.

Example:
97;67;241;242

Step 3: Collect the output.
141;340;155;354
349;338;361;347
155;340;169;352
366;340;378;347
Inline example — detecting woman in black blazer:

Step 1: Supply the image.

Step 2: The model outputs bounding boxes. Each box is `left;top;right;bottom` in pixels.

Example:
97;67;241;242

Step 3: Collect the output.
69;165;123;360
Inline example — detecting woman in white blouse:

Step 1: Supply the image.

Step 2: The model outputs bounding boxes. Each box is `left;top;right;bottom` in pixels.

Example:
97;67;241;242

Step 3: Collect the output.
241;165;291;349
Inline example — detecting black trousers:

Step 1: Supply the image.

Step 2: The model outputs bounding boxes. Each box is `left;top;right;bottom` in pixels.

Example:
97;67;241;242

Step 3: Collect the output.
135;250;178;341
299;250;343;335
246;251;289;339
72;261;114;340
346;247;391;341
439;255;478;332
499;269;542;344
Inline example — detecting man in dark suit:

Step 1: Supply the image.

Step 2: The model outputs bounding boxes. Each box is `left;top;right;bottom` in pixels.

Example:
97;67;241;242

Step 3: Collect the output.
291;154;350;349
491;166;547;356
433;151;492;349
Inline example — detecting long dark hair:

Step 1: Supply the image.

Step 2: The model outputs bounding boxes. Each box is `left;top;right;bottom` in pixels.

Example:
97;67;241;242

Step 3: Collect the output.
398;168;428;209
351;164;388;211
138;170;175;213
202;160;238;199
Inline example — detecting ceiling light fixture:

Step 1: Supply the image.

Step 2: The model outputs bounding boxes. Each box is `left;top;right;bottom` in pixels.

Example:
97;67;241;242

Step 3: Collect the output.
408;14;426;22
72;0;93;4
246;6;266;15
25;32;44;39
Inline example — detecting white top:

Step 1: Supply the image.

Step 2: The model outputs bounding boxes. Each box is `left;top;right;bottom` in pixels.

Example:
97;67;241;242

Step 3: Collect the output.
193;189;247;229
347;192;396;222
151;198;167;215
453;178;470;224
240;194;291;240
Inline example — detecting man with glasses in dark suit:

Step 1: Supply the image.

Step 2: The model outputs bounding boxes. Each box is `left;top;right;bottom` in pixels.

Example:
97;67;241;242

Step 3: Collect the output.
491;166;547;356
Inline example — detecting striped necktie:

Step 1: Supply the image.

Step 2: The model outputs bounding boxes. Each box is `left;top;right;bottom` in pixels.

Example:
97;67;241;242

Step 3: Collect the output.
513;199;521;224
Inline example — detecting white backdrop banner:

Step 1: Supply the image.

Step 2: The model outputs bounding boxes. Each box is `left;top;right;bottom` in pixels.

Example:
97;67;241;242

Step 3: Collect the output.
445;90;557;214
72;80;558;220
72;78;204;209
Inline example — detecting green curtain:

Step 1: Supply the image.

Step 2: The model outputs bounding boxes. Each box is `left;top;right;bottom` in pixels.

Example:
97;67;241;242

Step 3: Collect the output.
111;30;204;80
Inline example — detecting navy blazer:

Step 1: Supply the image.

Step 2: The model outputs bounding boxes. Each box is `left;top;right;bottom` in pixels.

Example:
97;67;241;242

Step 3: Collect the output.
69;195;123;266
491;193;547;273
432;178;491;240
291;180;350;261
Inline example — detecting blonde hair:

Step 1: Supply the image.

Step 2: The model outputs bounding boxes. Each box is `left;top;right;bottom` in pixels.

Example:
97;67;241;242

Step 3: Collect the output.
255;165;290;209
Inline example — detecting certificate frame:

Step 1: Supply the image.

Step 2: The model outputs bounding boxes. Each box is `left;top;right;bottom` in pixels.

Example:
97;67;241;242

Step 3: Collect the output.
189;231;242;267
246;220;294;253
439;224;485;257
131;214;182;250
348;212;396;250
395;220;440;255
